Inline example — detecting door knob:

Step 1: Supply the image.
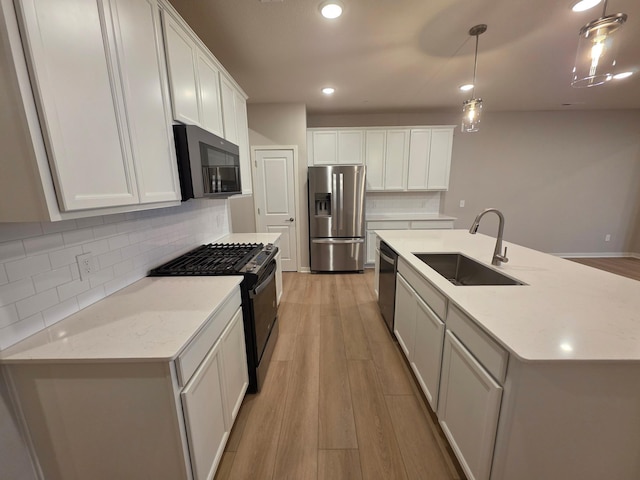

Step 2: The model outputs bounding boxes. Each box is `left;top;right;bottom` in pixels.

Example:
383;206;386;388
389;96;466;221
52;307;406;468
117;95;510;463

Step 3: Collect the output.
285;217;294;222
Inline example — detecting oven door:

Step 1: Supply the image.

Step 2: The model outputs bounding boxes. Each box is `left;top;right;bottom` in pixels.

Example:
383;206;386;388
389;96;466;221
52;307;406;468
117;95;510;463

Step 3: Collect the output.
250;259;278;363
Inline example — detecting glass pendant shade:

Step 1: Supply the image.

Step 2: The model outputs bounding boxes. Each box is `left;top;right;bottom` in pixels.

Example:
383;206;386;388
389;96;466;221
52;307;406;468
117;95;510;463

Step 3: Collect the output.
462;98;482;133
571;13;627;87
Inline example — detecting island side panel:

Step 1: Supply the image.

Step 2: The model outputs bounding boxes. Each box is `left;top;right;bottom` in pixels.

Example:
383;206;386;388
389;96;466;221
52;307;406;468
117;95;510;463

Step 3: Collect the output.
492;360;640;480
6;361;189;480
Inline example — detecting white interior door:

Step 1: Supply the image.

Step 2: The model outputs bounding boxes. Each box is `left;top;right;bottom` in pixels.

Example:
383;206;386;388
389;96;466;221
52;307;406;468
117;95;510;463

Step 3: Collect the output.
254;149;298;271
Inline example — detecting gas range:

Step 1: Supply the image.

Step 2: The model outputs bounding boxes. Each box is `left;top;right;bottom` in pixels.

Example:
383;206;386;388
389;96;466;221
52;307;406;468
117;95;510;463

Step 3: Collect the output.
149;242;276;280
148;242;279;393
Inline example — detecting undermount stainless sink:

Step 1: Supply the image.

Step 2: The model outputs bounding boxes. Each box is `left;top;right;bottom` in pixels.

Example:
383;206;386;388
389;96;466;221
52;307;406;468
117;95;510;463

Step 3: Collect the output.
414;253;525;286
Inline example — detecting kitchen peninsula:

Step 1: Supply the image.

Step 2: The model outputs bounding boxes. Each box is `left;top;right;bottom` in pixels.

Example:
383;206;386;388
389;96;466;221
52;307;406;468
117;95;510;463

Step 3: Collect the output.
376;229;640;480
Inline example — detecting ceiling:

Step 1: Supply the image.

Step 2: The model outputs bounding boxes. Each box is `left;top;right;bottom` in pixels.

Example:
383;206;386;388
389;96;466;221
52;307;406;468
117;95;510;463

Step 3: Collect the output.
168;0;640;114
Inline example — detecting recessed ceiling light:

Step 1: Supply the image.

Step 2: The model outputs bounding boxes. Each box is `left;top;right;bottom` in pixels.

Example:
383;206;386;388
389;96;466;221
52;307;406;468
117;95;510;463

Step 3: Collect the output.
322;87;335;95
459;84;474;92
571;0;602;12
613;71;634;80
320;1;343;19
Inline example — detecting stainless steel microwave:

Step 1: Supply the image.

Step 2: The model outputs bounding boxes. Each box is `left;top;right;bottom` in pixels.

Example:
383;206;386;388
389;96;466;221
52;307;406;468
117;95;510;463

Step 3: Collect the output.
173;124;241;200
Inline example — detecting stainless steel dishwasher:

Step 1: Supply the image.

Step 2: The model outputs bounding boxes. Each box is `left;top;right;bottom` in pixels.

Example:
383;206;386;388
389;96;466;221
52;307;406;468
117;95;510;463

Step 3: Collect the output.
377;241;398;333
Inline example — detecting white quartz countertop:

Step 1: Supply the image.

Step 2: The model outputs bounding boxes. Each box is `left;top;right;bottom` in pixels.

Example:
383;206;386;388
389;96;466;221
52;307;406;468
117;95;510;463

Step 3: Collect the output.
0;277;242;363
367;213;456;222
217;233;281;244
376;229;640;362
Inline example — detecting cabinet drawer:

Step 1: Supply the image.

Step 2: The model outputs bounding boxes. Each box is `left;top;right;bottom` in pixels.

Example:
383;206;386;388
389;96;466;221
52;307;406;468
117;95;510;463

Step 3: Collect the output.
446;305;508;384
397;257;447;320
176;288;242;386
410;220;454;230
368;221;411;230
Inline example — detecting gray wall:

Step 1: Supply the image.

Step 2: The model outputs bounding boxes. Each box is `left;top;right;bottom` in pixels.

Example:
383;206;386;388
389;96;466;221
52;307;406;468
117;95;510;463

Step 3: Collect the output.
247;103;310;268
309;110;640;256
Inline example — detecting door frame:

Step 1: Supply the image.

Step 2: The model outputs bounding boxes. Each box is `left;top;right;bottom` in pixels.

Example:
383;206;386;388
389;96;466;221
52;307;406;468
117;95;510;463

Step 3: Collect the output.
250;145;301;272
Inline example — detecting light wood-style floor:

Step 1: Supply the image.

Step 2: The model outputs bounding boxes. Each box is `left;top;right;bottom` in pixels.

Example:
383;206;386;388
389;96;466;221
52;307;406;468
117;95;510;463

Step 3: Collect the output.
214;270;464;480
568;257;640;281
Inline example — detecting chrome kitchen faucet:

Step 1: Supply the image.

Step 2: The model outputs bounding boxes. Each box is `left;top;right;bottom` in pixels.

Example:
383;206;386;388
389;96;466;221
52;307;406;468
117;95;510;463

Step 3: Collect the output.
469;208;509;266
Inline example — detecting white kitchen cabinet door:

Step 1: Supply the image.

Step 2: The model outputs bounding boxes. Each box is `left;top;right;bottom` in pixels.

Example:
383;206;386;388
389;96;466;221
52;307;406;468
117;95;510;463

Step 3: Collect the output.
181;337;228;480
220;76;238;144
111;0;180;203
311;130;338;165
16;0;139;211
427;128;453;190
197;52;224;137
338;130;364;164
365;130;385;190
233;90;252;193
411;294;445;410
373;236;380;299
162;10;200;126
221;308;248;424
407;129;432;190
438;331;503;480
384;129;410;190
394;274;417;360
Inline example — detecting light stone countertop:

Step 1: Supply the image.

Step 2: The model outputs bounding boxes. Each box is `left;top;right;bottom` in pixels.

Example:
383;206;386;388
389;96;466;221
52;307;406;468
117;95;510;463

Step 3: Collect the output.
376;229;640;362
0;276;242;363
367;213;456;222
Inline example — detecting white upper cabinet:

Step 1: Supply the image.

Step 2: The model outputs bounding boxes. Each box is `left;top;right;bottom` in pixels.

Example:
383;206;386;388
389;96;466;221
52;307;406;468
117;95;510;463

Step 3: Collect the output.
427;128;454;190
16;0;140;211
383;129;410;190
111;0;181;204
337;130;364;164
162;9;224;138
308;126;454;191
0;0;181;221
364;130;386;189
220;76;238;144
307;129;365;165
196;52;224;137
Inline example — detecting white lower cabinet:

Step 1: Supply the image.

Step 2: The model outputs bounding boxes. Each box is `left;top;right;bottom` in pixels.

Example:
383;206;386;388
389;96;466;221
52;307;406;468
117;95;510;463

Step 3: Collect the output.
393;260;505;480
182;306;248;480
181;336;228;480
394;271;445;410
438;331;503;480
5;289;247;480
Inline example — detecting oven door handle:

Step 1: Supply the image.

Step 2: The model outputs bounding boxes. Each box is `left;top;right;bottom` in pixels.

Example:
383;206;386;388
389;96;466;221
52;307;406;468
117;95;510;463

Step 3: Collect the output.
250;261;277;298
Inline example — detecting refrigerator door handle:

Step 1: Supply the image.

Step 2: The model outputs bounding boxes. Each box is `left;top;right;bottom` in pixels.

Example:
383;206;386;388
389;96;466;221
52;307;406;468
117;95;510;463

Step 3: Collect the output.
311;238;365;244
332;173;338;236
338;173;344;232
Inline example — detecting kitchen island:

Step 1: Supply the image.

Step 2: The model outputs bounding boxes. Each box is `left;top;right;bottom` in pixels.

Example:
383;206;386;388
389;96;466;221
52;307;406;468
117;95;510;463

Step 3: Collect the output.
376;229;640;480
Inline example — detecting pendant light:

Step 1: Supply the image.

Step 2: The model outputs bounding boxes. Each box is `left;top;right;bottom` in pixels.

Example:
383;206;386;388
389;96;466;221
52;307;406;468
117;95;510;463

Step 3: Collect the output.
462;24;487;133
571;0;627;88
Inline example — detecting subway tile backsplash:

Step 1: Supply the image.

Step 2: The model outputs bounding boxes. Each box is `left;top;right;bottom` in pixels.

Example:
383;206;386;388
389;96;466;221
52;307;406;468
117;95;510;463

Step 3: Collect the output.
0;199;229;350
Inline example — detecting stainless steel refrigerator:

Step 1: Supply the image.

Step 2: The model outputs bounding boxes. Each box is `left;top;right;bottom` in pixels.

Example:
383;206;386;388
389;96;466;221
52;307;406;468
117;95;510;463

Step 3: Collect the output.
308;165;366;272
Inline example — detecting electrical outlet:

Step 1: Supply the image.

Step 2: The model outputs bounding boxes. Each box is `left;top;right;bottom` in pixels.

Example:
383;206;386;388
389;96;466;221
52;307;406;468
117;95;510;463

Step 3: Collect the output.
459;200;465;208
76;253;96;280
605;234;611;242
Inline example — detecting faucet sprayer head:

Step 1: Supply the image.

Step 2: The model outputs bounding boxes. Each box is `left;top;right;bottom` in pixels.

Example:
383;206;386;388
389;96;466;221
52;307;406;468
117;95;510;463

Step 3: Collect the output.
469;217;481;234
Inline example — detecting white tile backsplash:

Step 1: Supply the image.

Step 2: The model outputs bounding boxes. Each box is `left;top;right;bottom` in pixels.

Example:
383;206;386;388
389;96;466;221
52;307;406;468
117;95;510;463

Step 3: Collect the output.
0;199;230;350
366;191;441;215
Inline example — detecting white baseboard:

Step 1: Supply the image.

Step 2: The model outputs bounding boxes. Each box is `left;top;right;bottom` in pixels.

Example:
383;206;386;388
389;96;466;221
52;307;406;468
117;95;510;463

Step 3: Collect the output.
298;267;311;273
630;252;640;260
554;252;634;258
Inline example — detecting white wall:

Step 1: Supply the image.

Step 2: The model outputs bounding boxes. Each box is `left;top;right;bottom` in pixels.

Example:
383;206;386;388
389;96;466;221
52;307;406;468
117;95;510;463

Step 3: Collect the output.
247;103;309;268
309;110;640;256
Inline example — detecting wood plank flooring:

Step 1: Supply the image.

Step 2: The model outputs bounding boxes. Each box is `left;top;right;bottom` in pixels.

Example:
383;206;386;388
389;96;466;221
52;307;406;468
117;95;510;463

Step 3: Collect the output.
215;271;463;480
568;256;640;281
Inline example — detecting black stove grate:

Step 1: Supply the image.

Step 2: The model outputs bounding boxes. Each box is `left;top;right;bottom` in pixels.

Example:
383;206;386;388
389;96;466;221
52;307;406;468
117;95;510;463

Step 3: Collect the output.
150;243;263;275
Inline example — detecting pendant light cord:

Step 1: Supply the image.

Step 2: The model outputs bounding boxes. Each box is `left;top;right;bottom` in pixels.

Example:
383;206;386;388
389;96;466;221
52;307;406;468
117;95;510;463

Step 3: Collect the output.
471;33;479;100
